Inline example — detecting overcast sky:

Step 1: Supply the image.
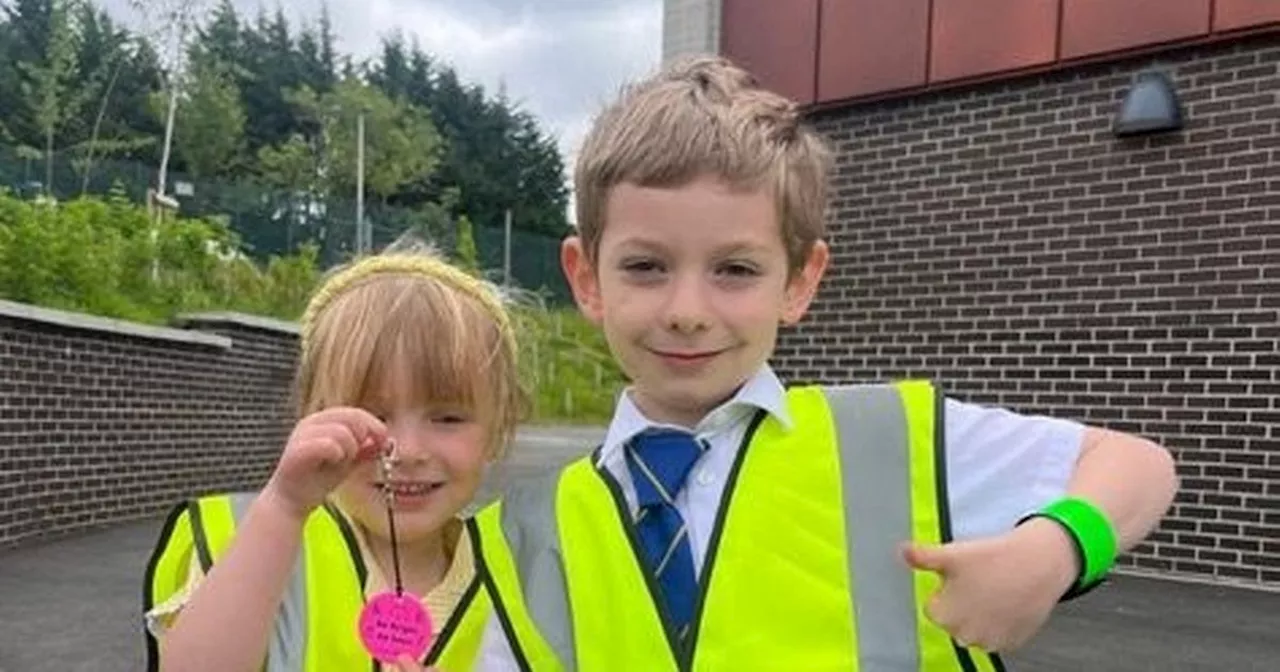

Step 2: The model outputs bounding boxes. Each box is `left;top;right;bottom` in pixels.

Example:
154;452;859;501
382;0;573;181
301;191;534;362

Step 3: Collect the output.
109;0;664;188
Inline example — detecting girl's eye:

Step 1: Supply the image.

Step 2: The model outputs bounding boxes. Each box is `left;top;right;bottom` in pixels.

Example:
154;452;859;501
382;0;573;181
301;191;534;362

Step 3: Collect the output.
434;413;470;424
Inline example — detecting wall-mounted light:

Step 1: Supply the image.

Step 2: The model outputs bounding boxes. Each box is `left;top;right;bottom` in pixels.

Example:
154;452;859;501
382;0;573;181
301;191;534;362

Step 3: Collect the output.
1113;70;1184;137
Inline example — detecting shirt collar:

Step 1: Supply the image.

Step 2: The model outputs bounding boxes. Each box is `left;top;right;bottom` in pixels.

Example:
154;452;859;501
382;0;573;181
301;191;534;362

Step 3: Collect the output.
595;365;792;467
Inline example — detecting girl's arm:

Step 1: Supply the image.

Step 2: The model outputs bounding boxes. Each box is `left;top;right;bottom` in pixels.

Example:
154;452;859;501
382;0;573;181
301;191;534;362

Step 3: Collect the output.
158;488;304;672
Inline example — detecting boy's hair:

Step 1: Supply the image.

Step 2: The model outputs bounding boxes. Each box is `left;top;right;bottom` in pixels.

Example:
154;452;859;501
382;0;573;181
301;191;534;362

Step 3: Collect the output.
574;54;831;270
295;243;525;457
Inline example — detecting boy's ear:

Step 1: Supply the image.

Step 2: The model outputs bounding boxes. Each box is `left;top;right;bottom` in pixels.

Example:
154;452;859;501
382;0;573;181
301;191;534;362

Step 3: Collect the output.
561;235;604;324
781;240;830;326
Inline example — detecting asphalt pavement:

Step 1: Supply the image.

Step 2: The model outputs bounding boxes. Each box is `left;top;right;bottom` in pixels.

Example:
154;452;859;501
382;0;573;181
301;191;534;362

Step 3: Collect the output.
2;426;1277;671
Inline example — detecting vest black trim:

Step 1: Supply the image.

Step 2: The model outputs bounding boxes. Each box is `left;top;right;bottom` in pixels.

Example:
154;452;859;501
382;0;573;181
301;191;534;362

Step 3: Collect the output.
468;516;534;672
425;573;483;665
187;498;213;572
322;501;369;592
143;501;194;672
590;410;767;672
933;390;1007;671
682;409;766;670
324;502;378;672
592;450;684;662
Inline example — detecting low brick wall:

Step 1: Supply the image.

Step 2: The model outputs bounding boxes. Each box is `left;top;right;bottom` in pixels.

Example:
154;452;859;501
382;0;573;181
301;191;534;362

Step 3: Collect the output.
0;300;299;548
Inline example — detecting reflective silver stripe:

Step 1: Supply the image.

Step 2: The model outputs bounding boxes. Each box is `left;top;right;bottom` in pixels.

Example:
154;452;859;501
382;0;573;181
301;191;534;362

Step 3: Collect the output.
823;384;920;671
223;492;308;672
499;469;577;670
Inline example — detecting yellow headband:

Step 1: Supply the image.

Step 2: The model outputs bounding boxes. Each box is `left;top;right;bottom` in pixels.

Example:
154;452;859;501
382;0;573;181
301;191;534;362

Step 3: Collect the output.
299;253;518;359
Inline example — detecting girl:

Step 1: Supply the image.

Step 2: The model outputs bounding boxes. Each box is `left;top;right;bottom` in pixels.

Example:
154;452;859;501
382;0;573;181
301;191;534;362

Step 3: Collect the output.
144;246;525;671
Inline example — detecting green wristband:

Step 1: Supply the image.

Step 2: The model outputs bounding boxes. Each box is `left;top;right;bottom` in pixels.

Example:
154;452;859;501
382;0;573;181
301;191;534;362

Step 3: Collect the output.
1026;497;1118;593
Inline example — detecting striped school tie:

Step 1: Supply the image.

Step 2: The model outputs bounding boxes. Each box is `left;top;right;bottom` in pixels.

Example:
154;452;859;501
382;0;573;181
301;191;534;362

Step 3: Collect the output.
625;429;707;638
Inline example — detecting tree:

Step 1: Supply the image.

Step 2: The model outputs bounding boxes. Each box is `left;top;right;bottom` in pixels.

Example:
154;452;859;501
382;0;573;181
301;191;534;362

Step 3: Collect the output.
75;6;160;191
126;0;210;198
289;77;443;203
454;214;478;274
0;0;570;256
256;133;318;250
17;0;82;195
162;53;245;179
378;54;570;236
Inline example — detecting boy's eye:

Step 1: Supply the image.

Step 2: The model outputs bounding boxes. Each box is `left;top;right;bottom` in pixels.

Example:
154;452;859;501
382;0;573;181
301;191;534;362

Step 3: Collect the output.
620;258;664;274
717;261;761;277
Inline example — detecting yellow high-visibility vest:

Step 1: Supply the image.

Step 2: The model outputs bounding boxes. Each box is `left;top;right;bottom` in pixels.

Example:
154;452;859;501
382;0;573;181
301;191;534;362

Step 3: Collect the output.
472;381;1008;671
143;492;491;672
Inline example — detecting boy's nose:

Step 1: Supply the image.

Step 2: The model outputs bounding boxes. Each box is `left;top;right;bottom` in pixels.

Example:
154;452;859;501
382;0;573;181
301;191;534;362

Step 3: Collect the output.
663;275;710;333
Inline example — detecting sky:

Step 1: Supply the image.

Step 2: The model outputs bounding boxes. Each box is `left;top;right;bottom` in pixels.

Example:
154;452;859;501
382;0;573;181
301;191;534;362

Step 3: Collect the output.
108;0;665;202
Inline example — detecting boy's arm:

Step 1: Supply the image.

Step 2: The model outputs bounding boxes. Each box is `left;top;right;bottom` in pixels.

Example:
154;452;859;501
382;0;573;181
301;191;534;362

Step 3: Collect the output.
1065;426;1178;552
904;402;1178;652
157;488;304;672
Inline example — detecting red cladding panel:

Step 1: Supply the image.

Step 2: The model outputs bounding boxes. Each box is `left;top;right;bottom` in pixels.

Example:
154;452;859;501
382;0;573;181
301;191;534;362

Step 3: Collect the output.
1213;0;1280;32
929;0;1060;82
1061;0;1210;60
721;0;820;104
818;0;930;102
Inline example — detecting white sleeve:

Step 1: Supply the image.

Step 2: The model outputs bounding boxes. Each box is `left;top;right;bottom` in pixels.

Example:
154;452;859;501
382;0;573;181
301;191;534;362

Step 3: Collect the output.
476;613;526;671
943;397;1086;541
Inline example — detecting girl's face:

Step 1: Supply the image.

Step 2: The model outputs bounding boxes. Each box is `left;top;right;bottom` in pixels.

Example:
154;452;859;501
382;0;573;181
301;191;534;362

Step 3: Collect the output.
331;365;491;547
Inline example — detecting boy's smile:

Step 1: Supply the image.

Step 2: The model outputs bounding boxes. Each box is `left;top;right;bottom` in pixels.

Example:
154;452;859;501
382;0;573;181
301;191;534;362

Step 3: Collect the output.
563;175;828;428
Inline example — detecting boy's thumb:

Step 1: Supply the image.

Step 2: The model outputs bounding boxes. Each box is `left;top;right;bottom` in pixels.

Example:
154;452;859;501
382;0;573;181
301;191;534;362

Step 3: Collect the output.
902;542;951;574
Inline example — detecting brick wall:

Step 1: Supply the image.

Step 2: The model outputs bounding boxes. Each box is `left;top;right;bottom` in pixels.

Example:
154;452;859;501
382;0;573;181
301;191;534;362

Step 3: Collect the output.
776;35;1280;585
0;301;299;548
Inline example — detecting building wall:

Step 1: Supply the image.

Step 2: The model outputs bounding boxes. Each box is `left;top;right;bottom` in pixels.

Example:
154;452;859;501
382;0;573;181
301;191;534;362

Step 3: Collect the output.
774;36;1280;585
662;0;721;62
718;0;1280;107
0;301;298;548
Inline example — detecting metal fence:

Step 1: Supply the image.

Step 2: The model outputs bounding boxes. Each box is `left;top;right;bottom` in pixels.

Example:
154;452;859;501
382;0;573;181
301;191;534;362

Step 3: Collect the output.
0;145;572;303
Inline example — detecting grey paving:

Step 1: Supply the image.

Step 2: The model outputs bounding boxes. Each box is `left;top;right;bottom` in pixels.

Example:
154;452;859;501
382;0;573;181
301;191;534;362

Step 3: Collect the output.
2;426;1277;671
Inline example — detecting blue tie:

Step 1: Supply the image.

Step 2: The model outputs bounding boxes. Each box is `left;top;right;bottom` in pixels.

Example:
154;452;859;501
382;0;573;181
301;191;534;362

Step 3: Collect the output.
625;429;705;638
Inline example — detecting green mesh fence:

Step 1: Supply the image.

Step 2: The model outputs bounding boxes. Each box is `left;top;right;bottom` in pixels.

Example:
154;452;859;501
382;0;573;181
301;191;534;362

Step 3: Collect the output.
0;145;572;304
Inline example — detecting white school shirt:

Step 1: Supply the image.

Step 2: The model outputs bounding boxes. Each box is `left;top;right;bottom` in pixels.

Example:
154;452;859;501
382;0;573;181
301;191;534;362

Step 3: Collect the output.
476;365;1086;668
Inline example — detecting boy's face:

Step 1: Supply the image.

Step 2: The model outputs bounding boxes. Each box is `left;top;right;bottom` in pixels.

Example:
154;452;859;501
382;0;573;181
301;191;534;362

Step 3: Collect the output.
563;176;828;428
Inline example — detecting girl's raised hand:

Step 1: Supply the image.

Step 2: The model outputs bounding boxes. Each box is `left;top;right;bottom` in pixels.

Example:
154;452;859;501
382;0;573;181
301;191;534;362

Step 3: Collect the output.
263;406;387;521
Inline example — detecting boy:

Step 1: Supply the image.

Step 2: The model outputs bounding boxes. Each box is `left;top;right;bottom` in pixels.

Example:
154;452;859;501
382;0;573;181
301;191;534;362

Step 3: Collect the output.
468;55;1178;671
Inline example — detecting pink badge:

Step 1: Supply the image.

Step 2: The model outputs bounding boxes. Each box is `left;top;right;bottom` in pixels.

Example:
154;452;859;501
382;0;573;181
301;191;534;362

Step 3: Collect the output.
359;591;434;664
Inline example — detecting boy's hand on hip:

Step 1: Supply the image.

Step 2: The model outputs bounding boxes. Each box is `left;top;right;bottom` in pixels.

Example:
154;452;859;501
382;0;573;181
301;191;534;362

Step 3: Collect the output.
901;517;1079;652
263;406;387;521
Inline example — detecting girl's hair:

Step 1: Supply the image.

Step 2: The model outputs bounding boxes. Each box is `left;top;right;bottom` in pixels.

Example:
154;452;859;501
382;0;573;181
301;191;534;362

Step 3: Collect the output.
294;243;525;457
